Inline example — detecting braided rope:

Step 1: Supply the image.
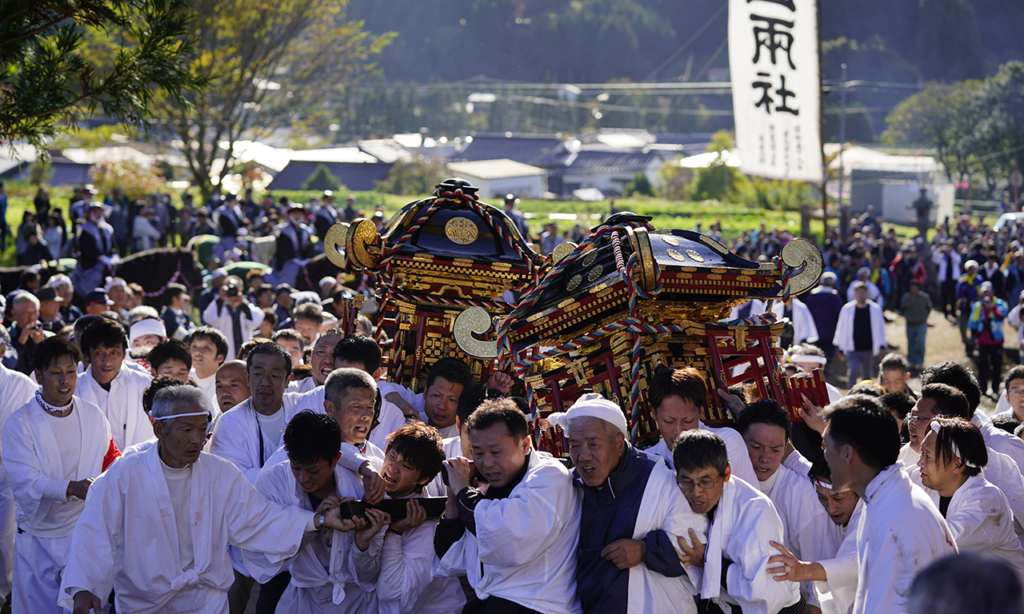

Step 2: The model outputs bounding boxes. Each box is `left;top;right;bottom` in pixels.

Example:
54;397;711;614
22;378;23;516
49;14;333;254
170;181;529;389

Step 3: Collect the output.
141;263;182;297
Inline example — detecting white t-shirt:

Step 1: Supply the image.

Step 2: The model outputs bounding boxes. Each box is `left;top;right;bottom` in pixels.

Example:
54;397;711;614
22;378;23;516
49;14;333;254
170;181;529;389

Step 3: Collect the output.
160;458;194;571
255;409;287;463
38;409;86;537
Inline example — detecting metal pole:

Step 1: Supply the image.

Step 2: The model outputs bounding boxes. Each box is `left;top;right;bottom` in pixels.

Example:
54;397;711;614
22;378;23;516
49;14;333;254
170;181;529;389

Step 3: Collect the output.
838;63;848;242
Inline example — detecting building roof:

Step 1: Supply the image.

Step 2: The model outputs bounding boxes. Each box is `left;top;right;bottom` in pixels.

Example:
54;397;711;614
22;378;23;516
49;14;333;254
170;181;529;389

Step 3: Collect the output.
267;160;393;191
447;159;547;180
450;134;563;166
555;150;670;175
287;147;378;164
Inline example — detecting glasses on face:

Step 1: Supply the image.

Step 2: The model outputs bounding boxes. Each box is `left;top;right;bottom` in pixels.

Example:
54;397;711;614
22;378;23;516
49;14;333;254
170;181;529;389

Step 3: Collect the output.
906;415;930;426
678;477;722;493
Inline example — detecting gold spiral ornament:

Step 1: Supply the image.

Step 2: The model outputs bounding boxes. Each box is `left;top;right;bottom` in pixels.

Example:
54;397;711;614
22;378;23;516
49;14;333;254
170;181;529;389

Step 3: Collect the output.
323;223;349;269
345;219;382;270
780;238;824;296
453;306;499;358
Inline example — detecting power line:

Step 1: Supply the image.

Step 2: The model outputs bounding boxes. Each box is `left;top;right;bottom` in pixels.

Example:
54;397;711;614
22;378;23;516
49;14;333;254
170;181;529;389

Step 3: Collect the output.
643;6;728;82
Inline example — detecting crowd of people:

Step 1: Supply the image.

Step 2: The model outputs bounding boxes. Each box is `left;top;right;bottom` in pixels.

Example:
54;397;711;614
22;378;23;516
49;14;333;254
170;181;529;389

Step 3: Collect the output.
2;186;1024;614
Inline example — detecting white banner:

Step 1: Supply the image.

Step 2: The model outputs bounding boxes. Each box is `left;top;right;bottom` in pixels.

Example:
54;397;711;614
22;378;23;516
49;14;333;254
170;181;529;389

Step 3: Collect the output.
729;0;823;183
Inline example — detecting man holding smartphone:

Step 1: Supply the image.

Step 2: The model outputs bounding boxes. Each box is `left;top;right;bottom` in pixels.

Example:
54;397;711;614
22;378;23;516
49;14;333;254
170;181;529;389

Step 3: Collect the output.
9;292;51;375
969;281;1009;398
201;275;265;360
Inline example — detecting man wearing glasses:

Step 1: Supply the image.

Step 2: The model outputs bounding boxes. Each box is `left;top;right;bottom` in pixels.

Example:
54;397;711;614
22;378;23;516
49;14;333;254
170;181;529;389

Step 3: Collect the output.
672;430;803;614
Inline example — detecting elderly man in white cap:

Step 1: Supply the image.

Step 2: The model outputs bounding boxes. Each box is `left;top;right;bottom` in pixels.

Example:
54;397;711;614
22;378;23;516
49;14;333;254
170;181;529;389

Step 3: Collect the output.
129;318;167;351
957;259;982;355
846;266;882;305
549;393;707;614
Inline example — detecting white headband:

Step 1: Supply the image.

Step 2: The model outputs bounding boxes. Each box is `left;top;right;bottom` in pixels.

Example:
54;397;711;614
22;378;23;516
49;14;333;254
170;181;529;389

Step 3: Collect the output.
152;411;210;421
930;421;979;468
129;319;167;344
792;355;827;365
548;393;629;438
815;479;833;490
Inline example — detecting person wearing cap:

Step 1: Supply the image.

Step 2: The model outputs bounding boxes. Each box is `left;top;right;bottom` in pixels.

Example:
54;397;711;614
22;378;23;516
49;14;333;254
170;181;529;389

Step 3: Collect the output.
671;429;803;614
311;191;338;246
434;398;583;614
803;272;844;360
502;194;528;238
83;288;114;316
846;266;883;307
71;201;117;302
969;280;1008;398
911;417;1024;583
548;393;706;614
202;275;264;360
0;323;38;602
213;193;245;258
834;281;886;386
47;275;82;324
317;276;337;301
900;278;933;371
371;210;385;232
35;287;66;334
4;337;119;614
271;204;313;288
105;277;131;322
129;318;167;350
1007;289;1024;365
273;283;295;329
932;241;962;318
198;267;229;314
957;259;982;355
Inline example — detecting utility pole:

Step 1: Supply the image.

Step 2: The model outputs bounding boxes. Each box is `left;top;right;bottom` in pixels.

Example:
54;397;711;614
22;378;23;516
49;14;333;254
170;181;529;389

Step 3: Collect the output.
838;63;850;243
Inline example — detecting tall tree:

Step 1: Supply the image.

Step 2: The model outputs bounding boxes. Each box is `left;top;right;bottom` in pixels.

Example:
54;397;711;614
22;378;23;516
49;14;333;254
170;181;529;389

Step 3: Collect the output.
161;0;392;200
968;61;1024;182
0;0;200;154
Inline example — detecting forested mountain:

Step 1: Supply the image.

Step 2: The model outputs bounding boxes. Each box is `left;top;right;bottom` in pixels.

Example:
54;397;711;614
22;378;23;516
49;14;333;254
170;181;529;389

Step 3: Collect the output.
349;0;1024;85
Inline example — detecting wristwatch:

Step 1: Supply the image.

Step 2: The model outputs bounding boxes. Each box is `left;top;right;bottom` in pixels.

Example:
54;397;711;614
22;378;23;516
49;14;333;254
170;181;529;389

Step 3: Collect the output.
318;512;326;530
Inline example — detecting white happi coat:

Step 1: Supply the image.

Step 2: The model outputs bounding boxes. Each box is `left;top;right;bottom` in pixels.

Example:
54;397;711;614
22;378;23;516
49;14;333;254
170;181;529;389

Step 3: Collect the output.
58;445;313;614
762;464;835;607
853;466;957;614
378;381;459;439
910;472;1024;584
435;452;583;614
245;457;384;613
0;365;36;598
694;476;800;614
618;456;708;614
813;500;864;614
75;363;154;451
642;423;758;487
833;300;886;355
766;298;820;345
370;396;408;451
377;493;465;614
972;409;1024;475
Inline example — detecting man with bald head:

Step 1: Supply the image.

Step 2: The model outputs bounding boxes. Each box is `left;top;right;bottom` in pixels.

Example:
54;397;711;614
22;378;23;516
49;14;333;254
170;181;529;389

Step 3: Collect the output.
287;327;343;393
553;394;706;613
215;360;250;415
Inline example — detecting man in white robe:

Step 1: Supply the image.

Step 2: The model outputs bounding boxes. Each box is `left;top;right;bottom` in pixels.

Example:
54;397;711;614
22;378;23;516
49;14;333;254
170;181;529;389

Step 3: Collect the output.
914;418;1024;585
376;422;465;614
902;383;1024;535
2;337;115;614
189;326;228;408
245;411;389;613
331;334;407;450
74;317;154;450
641;367;757;486
59;385;351;614
735;400;834;611
672;429;803;614
381;357;512;439
822;395;956;614
832;284;886;385
435;398;582;614
547;394;707;614
767;455;864;614
0;325;37;603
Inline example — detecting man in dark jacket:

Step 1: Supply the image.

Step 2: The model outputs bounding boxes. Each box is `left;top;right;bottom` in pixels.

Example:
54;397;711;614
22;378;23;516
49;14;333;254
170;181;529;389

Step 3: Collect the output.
803;271;845;359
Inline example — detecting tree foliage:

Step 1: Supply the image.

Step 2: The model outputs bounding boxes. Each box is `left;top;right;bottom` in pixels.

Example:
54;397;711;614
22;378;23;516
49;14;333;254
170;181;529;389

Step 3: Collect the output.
0;0;201;154
159;0;394;200
89;159;166;200
375;156;447;195
301;164;343;191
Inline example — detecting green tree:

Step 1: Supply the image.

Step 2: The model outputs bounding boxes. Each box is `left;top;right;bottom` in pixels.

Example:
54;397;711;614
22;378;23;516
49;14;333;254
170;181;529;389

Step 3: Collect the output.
969;61;1024;184
915;0;985;82
302;164;343;191
375;156;447;195
0;0;201;154
623;172;654;197
160;0;393;201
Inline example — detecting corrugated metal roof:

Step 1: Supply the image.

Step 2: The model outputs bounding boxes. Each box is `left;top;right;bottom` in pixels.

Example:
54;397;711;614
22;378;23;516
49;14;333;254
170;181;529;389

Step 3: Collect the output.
447;159;546;180
450;134;562;165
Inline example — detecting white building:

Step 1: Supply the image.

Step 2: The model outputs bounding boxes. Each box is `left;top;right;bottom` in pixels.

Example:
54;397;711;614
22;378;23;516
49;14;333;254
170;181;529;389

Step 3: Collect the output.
446;159;547;199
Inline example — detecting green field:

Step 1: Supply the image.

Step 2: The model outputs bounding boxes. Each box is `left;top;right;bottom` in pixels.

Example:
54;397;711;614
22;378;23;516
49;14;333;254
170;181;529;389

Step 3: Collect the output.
1;179;926;268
